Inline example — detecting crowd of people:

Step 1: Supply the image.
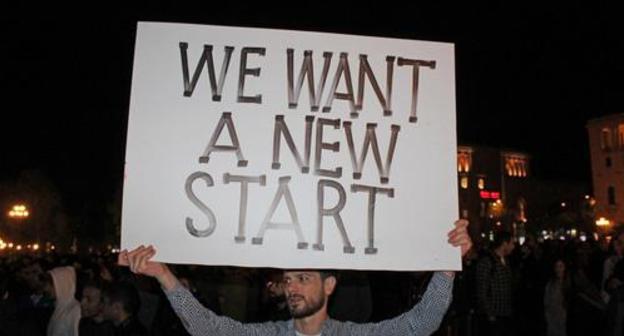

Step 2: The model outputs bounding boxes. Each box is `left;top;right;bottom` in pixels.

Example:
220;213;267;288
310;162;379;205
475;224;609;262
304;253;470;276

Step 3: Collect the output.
448;230;624;336
2;228;624;336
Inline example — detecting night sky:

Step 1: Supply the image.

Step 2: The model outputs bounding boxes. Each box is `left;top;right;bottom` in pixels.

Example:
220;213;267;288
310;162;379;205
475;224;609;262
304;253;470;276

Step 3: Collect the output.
1;2;623;214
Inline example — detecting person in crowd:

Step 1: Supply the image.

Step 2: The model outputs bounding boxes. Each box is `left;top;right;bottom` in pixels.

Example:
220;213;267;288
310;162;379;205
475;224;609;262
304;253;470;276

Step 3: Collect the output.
603;230;624;303
568;245;606;336
0;270;20;336
448;245;479;335
258;270;290;321
132;275;160;333
102;282;148;336
79;278;114;336
516;234;547;335
604;257;624;336
327;270;373;323
13;259;54;336
544;258;569;336
17;259;49;309
45;266;81;336
119;219;471;336
219;267;254;322
589;236;609;291
475;231;515;336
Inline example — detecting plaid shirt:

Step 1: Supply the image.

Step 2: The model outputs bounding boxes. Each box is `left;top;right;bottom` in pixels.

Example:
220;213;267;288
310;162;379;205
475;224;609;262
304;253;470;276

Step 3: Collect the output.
165;272;453;336
476;252;513;317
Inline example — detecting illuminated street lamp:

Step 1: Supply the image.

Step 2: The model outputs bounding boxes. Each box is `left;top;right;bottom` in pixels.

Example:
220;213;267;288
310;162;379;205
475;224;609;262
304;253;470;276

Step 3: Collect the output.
596;217;611;227
596;217;613;236
8;204;29;218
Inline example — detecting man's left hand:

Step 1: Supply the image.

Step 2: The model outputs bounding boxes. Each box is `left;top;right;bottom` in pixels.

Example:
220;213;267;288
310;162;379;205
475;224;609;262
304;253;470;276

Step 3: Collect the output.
448;219;472;258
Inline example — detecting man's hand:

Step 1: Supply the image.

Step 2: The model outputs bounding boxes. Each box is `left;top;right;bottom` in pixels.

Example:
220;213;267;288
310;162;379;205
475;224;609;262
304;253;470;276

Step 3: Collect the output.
448;219;472;258
443;219;473;278
119;245;178;291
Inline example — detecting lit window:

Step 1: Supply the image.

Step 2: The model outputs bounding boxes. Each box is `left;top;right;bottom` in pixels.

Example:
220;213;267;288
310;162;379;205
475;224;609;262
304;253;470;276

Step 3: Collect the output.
504;153;529;177
608;186;616;205
460;176;469;189
457;148;472;173
602;128;612;150
478;177;485;190
505;159;512;176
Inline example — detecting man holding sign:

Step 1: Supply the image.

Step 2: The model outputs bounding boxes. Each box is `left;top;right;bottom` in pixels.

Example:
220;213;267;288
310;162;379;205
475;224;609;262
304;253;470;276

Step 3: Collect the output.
120;219;471;336
121;21;467;335
123;22;460;272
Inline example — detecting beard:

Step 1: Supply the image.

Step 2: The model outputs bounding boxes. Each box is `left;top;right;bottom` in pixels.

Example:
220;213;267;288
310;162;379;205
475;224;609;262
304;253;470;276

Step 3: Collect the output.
287;292;326;318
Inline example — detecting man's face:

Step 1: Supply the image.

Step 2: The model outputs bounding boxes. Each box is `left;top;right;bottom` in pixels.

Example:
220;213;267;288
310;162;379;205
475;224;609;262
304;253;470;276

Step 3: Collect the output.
101;295;118;322
80;286;103;318
504;240;515;256
20;264;43;291
283;271;333;319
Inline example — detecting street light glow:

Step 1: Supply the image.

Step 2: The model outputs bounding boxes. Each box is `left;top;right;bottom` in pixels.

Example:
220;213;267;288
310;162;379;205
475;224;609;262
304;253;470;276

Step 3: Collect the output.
596;217;611;227
8;204;29;218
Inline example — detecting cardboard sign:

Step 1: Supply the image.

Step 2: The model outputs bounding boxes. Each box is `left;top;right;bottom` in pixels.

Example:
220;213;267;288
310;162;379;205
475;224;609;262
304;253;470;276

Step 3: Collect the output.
122;22;460;271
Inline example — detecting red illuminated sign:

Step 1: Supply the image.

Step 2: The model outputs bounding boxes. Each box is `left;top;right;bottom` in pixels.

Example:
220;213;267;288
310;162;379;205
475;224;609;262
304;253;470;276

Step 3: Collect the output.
480;191;501;199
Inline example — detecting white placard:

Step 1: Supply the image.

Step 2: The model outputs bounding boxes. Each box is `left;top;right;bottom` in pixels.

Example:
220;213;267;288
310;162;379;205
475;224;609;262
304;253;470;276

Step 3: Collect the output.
122;22;460;271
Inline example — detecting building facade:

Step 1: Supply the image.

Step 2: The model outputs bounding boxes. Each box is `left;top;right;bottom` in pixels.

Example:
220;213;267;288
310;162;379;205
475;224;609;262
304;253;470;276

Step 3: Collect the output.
587;113;624;227
457;145;530;241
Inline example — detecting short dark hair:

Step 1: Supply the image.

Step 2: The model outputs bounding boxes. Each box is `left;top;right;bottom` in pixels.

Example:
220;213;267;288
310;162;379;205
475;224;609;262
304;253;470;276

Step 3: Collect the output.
319;270;338;281
83;277;106;292
39;272;53;287
492;231;513;249
283;269;338;281
104;282;141;316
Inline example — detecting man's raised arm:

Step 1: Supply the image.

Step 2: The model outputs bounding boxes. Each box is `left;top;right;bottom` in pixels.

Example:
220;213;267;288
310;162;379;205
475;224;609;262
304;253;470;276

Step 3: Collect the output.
343;219;472;336
119;246;288;335
119;245;177;290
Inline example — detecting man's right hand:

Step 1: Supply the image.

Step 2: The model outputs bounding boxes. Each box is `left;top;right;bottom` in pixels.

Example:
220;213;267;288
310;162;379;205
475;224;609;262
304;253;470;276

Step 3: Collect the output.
119;245;178;291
